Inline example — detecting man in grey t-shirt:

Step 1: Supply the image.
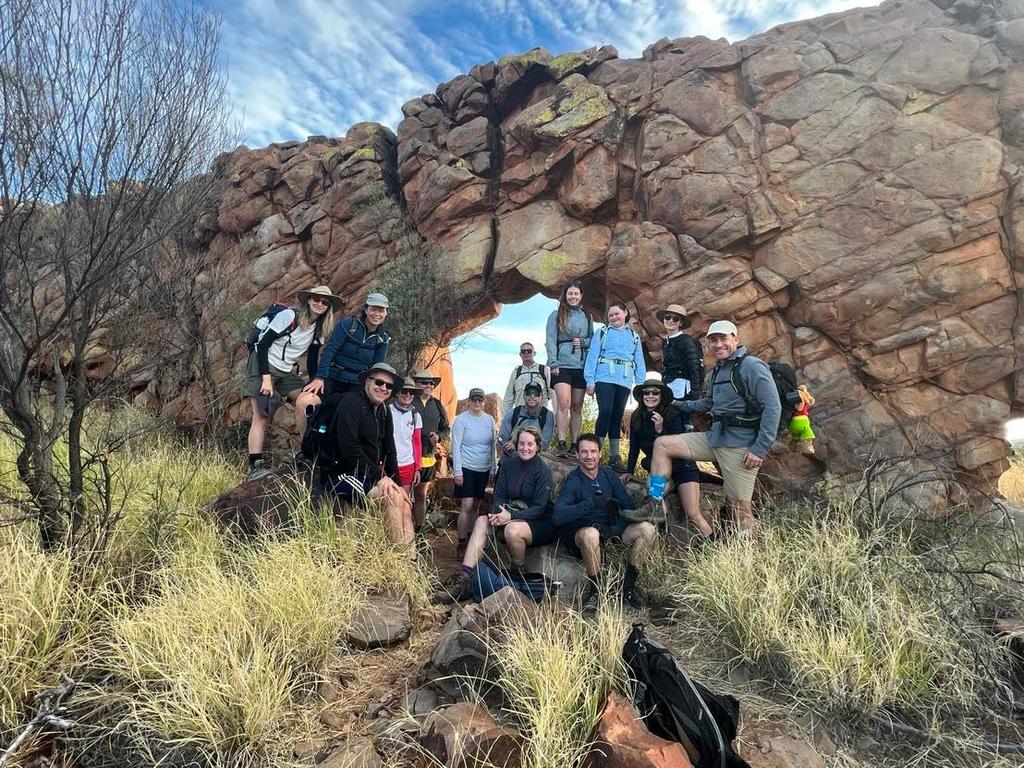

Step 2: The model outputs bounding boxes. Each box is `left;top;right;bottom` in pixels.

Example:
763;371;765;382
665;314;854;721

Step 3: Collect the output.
649;321;781;533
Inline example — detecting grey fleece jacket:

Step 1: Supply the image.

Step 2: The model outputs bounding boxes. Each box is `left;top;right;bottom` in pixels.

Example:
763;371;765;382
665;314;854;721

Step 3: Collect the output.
676;346;782;457
545;307;592;369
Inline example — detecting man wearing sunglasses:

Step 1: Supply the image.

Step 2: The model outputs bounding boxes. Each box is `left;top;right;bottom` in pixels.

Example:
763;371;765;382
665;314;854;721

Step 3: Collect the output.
553;433;657;616
322;362;414;548
502;343;551;412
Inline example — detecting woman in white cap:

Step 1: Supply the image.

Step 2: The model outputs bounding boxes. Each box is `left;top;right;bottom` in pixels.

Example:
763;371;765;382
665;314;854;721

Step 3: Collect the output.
243;285;340;478
303;290;391;398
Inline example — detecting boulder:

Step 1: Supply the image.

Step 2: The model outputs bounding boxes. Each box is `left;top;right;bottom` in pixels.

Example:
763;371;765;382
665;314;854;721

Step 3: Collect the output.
419;702;522;768
345;593;412;650
590;692;694;768
319;736;382;768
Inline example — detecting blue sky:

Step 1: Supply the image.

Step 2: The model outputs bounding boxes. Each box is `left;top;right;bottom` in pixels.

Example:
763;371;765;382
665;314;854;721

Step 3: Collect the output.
209;0;871;397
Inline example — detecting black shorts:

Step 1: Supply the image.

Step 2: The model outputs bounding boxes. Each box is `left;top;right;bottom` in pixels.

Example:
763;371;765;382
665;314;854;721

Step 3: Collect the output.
520;516;558;546
551;367;586;389
454;467;490;500
640;455;700;486
418;463;437;482
321;472;372;502
558;518;629;559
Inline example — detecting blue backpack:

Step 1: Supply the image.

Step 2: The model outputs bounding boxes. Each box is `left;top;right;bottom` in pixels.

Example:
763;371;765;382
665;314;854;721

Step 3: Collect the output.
470;562;553;603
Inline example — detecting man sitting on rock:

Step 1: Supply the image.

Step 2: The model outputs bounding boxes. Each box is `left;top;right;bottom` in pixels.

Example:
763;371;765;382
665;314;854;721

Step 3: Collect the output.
496;382;554;455
553;433;657;615
321;362;414;549
649;320;781;534
436;426;556;603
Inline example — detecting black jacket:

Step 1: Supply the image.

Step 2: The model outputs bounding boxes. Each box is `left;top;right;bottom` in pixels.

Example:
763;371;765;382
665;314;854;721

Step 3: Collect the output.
627;408;685;475
661;333;704;397
414;395;450;458
491;455;553;521
330;389;398;485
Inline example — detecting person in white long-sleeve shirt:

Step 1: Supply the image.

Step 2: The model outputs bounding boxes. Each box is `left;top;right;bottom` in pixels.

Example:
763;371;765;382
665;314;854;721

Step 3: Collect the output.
450;388;496;557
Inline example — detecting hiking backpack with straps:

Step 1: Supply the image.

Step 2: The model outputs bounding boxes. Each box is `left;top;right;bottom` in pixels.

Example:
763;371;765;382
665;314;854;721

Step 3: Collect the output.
623;624;750;768
244;303;298;351
514;364;546;385
596;325;641;364
510;404;549;432
710;354;802;437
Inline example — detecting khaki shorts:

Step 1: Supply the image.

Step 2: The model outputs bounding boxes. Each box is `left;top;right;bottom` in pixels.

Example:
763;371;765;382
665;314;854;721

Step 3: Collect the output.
672;432;759;502
241;354;307;399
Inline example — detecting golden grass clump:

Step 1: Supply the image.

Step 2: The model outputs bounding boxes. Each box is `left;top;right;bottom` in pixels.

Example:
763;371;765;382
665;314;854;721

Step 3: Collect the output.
677;513;980;720
998;455;1024;505
104;521;371;765
493;595;628;768
0;529;93;736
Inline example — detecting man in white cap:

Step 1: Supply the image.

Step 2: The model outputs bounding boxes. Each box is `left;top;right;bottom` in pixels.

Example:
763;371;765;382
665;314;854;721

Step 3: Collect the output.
648;320;781;533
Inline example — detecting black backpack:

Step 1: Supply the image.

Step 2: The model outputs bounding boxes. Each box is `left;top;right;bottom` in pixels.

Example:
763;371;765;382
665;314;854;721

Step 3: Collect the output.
623;624;749;768
300;392;346;470
510;404;549;432
714;355;801;437
244;303;298;351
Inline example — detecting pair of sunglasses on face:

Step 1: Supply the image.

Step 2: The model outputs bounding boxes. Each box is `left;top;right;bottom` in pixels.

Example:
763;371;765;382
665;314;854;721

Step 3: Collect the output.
371;378;395;391
661;314;682;323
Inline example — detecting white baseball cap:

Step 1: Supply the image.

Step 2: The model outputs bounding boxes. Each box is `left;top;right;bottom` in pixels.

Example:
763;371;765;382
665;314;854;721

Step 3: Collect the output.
705;320;738;337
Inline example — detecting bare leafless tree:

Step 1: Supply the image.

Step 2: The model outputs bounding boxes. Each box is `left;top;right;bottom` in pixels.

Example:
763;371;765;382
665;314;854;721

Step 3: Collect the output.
0;0;232;548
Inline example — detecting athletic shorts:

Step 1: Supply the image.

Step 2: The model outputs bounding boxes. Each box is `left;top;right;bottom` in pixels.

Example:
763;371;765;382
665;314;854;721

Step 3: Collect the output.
454;467;490;500
558;517;629;559
419;463;437;483
640;455;700;486
550;367;586;389
669;432;759;502
241;354;307;399
321;471;372;502
397;463;417;487
521;516;558;546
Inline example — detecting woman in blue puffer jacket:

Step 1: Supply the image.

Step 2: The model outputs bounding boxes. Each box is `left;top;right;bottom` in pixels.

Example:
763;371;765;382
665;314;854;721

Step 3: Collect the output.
584;302;646;471
304;291;391;397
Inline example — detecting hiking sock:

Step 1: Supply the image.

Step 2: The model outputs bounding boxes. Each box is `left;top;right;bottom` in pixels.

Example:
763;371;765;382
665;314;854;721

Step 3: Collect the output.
248;453;263;467
624;563;639;594
458;563;473;576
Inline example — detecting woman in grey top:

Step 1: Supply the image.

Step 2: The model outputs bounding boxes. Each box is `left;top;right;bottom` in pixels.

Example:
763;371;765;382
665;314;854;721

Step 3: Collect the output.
450;387;497;556
545;280;593;458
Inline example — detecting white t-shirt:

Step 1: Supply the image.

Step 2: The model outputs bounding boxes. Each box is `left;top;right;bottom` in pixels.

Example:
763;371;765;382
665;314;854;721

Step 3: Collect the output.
259;309;317;374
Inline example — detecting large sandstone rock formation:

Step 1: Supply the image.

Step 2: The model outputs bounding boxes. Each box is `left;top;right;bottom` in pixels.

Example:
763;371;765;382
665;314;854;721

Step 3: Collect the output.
180;0;1024;506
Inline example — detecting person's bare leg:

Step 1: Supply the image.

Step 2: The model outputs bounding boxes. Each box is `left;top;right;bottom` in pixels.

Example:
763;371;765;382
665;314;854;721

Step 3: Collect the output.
569;387;585;443
457;497;477;541
554;382;571;441
247;398;269;454
574;527;602;578
730;498;757;534
650;434;693;479
677;481;712;536
462;515;491;568
503;521;533;562
292;390;319;442
413;481;430;528
622;521;657;565
370;481;414;547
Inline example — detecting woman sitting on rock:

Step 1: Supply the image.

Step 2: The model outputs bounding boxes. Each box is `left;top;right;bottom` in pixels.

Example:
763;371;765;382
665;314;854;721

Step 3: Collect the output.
620;378;713;539
438;426;555;603
243;285;340;479
584;302;646;472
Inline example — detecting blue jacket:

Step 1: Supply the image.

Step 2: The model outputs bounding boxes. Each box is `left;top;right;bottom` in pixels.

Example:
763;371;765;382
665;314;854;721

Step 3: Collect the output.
545;307;593;369
553;466;636;529
584;325;646;389
315;314;390;385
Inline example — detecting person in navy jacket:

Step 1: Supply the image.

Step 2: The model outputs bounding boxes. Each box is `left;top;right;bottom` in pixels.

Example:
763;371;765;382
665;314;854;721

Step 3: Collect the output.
304;291;391;398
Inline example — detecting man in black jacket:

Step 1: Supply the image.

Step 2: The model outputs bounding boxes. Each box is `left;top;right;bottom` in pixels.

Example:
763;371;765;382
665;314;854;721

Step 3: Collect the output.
323;362;413;547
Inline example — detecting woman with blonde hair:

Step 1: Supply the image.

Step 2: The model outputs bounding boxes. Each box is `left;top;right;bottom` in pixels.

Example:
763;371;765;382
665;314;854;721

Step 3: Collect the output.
243;285;341;478
545;279;594;457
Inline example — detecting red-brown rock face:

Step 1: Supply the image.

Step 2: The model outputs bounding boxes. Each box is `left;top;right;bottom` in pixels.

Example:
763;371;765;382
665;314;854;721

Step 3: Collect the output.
183;0;1024;506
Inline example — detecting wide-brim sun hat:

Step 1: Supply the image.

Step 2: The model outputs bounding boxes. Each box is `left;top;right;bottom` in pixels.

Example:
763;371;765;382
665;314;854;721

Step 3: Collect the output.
398;376;419;392
358;362;400;383
297;285;343;311
632;378;673;403
412;369;441;385
655;303;692;329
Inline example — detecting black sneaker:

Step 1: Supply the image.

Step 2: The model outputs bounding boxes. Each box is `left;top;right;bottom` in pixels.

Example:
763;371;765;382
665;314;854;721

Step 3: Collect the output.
432;570;473;605
607;457;626;473
554;440;568;458
246;458;272;481
622;586;644;610
581;587;599;618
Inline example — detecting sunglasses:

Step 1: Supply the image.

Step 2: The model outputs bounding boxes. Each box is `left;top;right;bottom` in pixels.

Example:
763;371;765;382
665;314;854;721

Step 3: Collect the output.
642;388;662;396
662;314;682;323
417;380;435;387
399;388;417;395
519;349;534;354
371;378;395;390
470;396;485;402
309;297;330;305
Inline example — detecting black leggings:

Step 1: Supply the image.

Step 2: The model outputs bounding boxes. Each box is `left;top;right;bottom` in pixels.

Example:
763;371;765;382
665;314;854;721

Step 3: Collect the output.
594;382;630;440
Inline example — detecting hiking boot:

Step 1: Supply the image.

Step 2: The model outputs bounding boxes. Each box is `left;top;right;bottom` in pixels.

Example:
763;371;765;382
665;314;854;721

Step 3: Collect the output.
607;456;626;473
246;458;272;481
554;440;569;458
622;586;645;610
581;587;599;618
432;570;473;605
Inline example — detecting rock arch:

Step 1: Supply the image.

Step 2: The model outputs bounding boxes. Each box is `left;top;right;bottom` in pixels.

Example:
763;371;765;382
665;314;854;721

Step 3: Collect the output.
179;0;1022;506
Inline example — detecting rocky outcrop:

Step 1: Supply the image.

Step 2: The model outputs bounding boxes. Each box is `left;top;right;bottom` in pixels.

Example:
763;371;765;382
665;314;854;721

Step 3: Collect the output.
170;0;1023;505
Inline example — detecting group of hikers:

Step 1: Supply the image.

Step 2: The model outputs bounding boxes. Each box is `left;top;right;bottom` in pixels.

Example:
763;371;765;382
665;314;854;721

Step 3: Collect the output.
242;278;786;613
